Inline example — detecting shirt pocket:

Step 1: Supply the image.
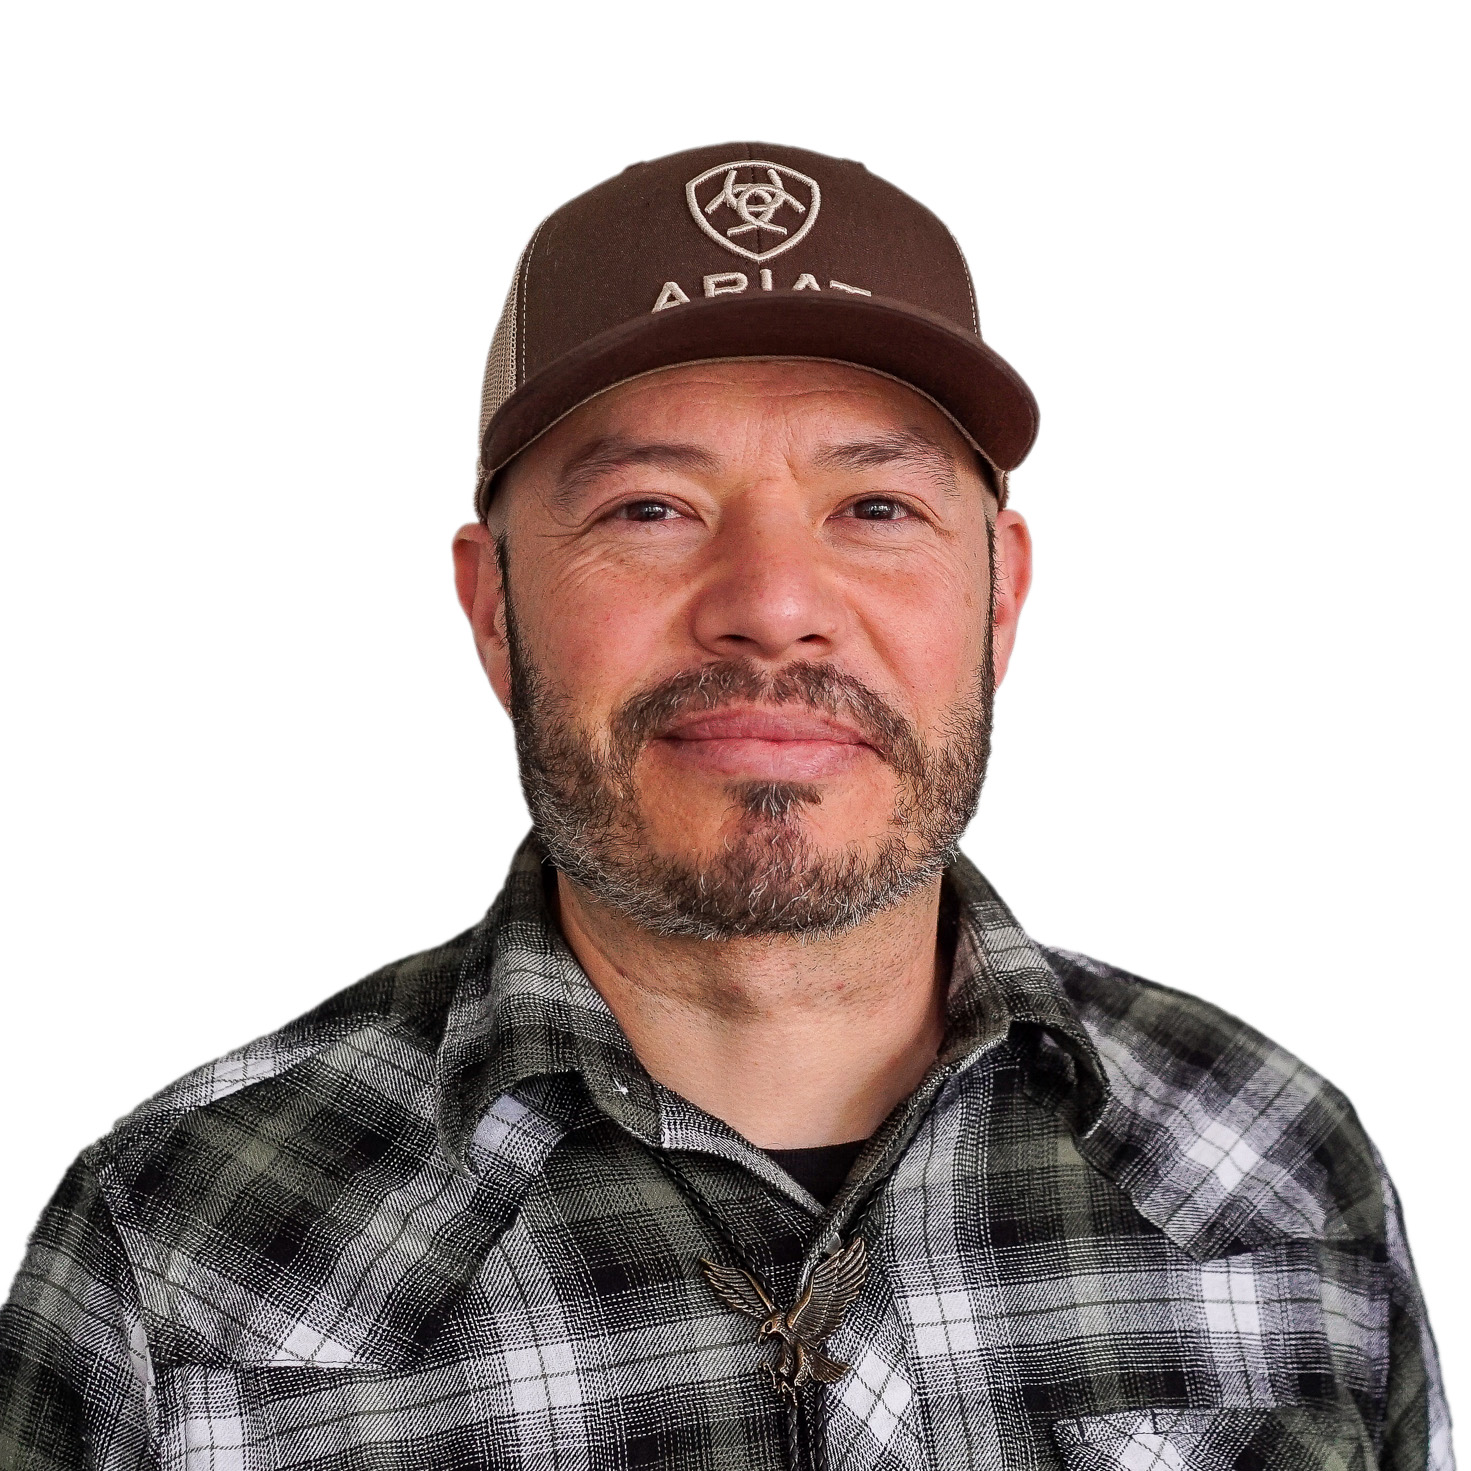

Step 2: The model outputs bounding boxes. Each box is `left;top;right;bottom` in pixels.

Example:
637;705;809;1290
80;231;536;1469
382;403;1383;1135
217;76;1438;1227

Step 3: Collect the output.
1051;1407;1375;1471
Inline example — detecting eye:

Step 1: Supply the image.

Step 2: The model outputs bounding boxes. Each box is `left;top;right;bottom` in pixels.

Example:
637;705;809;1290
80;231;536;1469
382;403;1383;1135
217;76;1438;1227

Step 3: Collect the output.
614;499;683;522
846;496;912;521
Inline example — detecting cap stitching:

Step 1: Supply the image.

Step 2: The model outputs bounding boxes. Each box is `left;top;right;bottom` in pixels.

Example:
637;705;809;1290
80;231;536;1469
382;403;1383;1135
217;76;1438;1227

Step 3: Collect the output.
945;225;980;335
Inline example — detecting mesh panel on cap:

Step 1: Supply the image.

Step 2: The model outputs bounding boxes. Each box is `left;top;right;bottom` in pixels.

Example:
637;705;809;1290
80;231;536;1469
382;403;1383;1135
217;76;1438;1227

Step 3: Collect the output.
477;228;544;480
477;278;519;471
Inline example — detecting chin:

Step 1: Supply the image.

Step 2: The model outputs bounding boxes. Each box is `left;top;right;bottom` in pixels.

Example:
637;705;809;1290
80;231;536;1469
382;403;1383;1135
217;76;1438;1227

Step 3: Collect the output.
665;809;907;878
660;766;896;829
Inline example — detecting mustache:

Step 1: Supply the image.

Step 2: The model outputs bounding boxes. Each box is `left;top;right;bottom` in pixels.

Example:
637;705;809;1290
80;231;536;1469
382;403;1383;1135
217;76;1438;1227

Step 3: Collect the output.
606;660;924;776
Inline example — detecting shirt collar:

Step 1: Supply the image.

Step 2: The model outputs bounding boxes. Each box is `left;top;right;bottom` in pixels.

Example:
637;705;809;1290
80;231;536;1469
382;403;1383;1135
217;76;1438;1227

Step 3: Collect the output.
436;839;654;1170
436;836;1110;1172
942;854;1109;1132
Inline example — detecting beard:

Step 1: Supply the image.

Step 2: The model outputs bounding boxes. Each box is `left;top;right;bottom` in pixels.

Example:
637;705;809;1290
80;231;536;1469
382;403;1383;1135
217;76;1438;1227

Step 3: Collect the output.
500;549;995;940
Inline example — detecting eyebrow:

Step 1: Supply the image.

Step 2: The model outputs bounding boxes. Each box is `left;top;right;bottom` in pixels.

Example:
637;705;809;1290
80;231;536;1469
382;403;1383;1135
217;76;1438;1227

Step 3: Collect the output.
550;436;721;512
812;429;960;498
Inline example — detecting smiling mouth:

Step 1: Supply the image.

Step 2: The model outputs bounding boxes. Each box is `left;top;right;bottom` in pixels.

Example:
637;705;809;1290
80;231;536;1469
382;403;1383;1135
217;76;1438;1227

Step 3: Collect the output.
651;707;877;783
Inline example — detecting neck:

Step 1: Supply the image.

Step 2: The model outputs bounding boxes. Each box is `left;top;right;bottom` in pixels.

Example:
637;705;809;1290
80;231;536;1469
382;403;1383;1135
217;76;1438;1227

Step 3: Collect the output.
554;871;949;1149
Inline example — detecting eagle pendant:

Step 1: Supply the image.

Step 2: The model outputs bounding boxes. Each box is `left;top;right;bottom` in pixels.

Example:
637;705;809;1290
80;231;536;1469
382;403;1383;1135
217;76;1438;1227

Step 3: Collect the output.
700;1237;868;1401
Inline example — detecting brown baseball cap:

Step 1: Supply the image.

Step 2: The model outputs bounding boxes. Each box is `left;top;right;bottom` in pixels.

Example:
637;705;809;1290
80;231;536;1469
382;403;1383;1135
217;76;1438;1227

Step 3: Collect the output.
476;142;1038;512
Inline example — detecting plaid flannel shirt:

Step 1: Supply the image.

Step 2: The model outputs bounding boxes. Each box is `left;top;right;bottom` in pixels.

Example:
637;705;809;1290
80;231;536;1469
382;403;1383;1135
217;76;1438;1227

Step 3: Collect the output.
1;839;1452;1471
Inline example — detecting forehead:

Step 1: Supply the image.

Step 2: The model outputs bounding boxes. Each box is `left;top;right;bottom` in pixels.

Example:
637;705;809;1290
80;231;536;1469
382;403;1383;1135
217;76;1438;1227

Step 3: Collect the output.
521;359;975;474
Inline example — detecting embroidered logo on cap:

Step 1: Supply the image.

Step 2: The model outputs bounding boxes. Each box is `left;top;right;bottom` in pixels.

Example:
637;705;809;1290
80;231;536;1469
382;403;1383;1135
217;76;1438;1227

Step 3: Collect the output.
685;161;821;263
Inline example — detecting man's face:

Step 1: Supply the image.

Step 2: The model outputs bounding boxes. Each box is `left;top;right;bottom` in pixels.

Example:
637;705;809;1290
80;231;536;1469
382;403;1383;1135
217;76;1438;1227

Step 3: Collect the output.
454;361;1031;938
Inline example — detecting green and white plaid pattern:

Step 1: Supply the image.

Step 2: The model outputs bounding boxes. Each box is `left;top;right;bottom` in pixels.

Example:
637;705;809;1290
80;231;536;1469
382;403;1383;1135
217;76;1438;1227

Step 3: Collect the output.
0;839;1452;1470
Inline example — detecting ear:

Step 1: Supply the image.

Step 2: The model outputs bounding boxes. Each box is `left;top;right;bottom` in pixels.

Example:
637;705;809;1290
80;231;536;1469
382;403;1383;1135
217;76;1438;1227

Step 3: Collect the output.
452;523;513;712
990;509;1032;687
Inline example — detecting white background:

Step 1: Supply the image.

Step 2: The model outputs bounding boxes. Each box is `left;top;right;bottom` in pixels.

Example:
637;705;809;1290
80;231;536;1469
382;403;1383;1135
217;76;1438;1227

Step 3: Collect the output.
3;0;1467;1430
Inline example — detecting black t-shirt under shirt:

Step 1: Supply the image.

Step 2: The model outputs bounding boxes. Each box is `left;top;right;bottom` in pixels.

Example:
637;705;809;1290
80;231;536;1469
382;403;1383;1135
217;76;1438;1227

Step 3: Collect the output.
764;1140;868;1207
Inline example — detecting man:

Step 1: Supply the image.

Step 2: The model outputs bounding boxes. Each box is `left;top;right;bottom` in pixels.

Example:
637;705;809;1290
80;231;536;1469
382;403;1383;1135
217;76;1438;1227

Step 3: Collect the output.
0;144;1450;1471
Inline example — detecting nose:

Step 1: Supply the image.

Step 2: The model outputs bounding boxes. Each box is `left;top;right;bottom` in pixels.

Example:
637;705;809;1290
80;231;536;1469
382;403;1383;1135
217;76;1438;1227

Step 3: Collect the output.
689;495;848;661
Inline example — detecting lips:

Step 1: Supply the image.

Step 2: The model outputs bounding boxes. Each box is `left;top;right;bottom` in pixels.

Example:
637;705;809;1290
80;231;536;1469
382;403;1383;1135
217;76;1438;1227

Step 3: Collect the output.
660;709;868;745
652;706;875;782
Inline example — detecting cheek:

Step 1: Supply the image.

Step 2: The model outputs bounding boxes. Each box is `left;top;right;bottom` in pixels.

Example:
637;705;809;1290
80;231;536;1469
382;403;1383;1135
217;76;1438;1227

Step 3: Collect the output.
525;554;687;711
852;556;990;714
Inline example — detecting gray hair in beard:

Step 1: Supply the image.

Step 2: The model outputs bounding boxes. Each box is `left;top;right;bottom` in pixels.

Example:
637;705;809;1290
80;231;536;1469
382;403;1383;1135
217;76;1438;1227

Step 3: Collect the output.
497;534;996;939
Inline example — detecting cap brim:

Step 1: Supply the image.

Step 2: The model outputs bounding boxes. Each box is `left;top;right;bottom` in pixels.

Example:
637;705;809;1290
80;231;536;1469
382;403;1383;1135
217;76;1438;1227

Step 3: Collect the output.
480;292;1039;485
